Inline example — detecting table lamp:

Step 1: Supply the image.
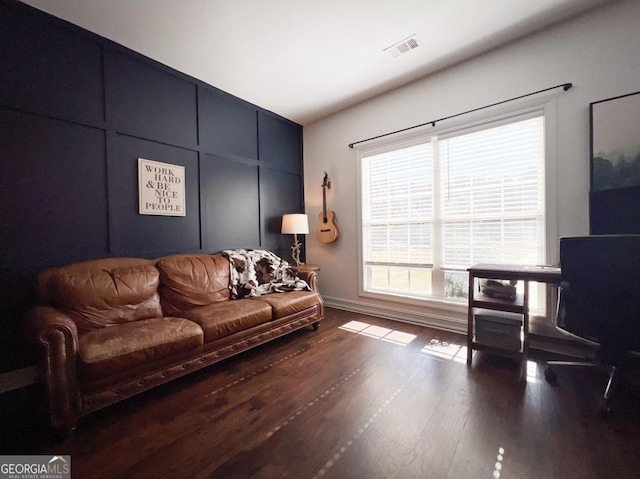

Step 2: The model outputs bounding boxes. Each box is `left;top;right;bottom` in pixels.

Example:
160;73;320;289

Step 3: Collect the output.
281;213;309;266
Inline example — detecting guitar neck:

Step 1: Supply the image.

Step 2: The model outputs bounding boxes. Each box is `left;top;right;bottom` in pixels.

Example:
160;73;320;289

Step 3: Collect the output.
322;187;327;223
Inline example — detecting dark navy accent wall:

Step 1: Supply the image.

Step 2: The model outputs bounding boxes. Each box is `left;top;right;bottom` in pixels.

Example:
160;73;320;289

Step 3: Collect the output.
0;110;110;266
199;89;259;161
261;168;305;253
0;6;105;125
105;50;200;148
0;2;304;372
201;155;261;250
259;111;303;173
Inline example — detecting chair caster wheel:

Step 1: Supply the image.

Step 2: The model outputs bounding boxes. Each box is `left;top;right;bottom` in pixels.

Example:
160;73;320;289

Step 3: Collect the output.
544;365;557;383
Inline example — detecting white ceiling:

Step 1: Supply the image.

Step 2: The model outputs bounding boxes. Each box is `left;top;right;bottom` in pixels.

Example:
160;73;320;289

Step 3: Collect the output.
22;0;614;125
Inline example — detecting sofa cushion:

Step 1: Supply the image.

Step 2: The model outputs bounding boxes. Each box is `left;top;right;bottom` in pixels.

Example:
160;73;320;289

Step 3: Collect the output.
179;300;272;342
249;291;320;319
78;317;203;380
38;261;162;330
156;254;231;315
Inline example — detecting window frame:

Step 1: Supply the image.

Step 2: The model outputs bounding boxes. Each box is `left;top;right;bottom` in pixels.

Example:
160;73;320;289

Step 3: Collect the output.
355;98;558;321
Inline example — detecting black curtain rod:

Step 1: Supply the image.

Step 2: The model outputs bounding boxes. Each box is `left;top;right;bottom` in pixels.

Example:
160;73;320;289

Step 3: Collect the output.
348;82;572;149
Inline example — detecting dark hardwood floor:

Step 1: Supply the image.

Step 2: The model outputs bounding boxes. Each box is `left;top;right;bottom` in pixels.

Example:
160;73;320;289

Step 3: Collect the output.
10;307;640;478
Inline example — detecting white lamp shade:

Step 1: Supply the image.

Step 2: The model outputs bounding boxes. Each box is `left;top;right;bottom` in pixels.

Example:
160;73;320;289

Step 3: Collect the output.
281;214;309;234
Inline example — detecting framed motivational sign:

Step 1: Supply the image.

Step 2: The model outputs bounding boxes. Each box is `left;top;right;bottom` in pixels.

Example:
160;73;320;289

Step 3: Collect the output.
138;158;186;216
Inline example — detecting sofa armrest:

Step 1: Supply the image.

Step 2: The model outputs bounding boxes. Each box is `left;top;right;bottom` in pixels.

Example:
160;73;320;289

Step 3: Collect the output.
297;270;319;293
26;306;80;429
296;270;324;322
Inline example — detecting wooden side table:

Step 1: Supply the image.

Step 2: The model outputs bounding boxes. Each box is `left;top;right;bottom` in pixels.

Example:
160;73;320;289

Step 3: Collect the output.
292;263;320;274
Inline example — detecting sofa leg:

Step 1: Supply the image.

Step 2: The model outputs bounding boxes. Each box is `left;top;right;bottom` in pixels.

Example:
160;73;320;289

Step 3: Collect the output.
312;322;320;331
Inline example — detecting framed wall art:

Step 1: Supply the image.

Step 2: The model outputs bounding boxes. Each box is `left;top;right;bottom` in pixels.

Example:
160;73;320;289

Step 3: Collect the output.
138;158;186;216
590;90;640;191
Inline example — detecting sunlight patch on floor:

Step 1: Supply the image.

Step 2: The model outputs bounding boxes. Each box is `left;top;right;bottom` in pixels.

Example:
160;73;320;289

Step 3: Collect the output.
526;360;541;384
339;320;417;346
419;339;467;363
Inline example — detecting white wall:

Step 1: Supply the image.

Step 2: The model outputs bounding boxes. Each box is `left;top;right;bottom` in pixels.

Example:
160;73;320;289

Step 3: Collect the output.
303;0;640;332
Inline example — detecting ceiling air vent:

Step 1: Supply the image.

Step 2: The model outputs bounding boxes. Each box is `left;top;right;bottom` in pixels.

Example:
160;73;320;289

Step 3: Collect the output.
384;34;422;58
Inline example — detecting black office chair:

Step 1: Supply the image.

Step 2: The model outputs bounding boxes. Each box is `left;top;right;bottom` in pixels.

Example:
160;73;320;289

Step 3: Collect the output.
545;235;640;416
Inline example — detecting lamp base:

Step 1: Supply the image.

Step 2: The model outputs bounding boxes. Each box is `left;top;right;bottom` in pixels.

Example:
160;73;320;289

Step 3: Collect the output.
291;234;303;266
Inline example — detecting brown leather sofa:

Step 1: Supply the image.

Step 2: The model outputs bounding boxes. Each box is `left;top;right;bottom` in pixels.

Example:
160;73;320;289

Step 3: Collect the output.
26;253;323;430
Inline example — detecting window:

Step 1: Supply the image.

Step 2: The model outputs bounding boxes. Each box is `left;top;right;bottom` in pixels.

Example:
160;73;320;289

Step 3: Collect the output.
359;110;547;309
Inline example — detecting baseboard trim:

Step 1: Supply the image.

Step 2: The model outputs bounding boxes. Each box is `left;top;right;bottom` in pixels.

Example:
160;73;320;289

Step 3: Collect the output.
0;366;40;395
323;296;468;335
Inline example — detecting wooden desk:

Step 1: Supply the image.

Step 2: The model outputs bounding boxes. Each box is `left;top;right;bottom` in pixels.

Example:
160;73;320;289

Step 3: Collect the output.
467;264;561;366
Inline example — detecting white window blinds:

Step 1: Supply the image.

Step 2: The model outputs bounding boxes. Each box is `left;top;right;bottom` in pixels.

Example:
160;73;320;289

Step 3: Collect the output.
360;111;546;302
439;116;545;269
363;142;434;265
362;142;433;295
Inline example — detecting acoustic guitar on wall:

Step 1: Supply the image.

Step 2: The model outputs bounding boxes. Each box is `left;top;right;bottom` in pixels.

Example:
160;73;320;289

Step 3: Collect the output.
317;171;340;243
